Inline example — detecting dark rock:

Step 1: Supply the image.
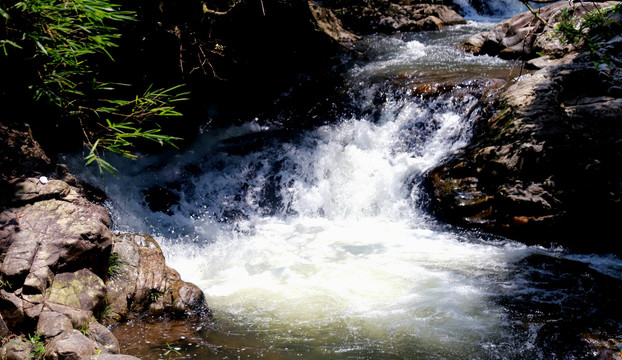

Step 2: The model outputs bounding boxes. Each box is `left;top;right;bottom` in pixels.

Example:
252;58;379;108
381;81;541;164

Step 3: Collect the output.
142;186;180;215
426;50;622;253
0;314;8;339
0;290;24;331
335;3;465;34
0;125;53;182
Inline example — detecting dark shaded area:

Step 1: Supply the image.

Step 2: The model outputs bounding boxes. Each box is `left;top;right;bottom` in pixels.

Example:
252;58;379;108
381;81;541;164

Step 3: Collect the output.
500;254;622;359
101;0;348;139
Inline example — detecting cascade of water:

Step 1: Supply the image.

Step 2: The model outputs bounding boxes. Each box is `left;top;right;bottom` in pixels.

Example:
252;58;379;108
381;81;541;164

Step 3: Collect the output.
64;23;622;360
453;0;533;20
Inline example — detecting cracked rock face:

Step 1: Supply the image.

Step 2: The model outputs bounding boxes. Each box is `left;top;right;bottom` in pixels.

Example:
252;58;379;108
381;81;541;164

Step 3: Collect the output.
1;180;112;289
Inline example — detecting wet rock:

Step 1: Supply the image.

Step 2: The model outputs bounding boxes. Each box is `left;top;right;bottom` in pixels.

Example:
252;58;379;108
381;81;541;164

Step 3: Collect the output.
426;49;622;252
105;233;210;321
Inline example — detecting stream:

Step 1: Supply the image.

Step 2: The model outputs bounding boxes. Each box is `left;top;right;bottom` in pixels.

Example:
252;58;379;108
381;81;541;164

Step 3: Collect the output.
64;9;622;360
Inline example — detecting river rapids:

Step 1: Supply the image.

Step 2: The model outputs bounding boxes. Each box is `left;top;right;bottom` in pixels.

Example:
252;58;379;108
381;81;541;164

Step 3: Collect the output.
64;11;622;360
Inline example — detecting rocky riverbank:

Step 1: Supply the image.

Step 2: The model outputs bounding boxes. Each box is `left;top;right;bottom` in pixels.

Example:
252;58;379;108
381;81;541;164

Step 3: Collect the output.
0;125;209;359
426;1;622;254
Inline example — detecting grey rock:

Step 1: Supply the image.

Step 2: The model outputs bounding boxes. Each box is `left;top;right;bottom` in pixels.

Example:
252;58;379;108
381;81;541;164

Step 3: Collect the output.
46;329;99;360
0;339;32;360
0;195;112;288
36;311;73;338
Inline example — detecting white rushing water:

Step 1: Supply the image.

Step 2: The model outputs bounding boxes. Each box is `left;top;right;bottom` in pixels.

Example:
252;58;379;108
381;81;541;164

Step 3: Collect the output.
65;24;622;359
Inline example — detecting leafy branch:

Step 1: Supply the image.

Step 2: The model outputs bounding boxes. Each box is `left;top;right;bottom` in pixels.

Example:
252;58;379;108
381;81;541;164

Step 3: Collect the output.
83;85;187;174
553;3;621;66
1;0;186;175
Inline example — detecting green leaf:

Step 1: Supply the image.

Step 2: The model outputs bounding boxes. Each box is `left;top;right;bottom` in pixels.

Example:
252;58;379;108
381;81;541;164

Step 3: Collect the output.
0;7;10;19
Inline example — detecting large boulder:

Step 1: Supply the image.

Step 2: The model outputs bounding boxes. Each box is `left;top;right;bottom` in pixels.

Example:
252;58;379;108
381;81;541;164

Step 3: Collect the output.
426;40;622;253
105;233;210;321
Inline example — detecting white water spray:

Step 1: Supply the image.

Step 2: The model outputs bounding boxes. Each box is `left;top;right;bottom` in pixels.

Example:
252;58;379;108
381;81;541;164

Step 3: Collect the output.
64;25;622;359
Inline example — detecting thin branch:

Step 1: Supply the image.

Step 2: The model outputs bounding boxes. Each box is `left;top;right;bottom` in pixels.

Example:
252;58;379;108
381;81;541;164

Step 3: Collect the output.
518;0;552;27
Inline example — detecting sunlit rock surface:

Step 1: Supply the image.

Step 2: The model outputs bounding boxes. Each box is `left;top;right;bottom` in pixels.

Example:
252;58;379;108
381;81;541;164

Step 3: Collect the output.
0;125;209;360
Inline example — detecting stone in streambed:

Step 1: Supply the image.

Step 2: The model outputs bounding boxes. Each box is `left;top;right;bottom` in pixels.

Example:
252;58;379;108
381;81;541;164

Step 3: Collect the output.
105;233;210;321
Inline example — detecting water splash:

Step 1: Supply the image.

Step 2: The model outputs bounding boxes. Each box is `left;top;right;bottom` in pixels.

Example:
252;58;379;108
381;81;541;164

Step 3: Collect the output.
63;23;622;359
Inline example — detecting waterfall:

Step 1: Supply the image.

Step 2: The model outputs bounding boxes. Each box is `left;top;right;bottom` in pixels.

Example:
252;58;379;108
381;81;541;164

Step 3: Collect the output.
64;21;622;360
453;0;536;20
